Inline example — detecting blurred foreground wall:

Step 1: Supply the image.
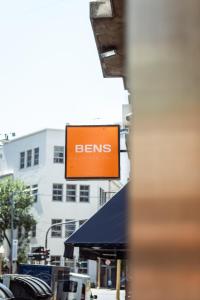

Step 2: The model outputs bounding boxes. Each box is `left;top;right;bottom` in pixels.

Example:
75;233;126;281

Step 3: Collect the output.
127;0;200;299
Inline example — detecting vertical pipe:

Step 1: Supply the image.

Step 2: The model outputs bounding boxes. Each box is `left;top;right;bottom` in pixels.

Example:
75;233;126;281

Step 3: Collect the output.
10;192;14;274
116;259;121;300
97;258;101;288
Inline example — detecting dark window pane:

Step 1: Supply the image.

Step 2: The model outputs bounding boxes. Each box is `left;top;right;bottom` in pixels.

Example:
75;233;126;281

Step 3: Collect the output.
65;220;76;238
52;184;63;201
66;184;76;202
51;219;62;237
54;146;64;163
34;147;39;165
27;149;32;167
79;185;90;202
20;152;25;169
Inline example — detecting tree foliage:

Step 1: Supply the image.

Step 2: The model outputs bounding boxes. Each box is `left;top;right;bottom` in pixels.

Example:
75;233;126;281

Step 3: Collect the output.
0;178;36;251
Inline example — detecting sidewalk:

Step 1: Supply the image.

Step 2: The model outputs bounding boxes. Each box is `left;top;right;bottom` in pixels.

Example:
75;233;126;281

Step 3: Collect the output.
91;288;125;300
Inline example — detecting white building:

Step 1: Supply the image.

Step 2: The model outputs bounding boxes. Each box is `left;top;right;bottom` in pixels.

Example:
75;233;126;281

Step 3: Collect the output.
0;129;122;283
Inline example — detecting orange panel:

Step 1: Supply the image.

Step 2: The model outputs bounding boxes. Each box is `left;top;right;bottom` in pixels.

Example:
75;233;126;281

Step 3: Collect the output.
65;125;120;179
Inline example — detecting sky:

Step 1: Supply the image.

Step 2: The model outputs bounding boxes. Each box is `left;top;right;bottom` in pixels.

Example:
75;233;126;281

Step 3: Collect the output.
0;0;128;139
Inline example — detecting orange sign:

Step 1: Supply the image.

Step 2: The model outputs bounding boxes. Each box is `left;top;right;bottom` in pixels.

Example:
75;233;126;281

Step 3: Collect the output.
65;125;120;179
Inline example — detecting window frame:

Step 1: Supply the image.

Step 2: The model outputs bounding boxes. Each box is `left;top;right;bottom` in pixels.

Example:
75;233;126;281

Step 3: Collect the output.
34;147;39;166
99;187;107;207
78;259;88;274
65;219;76;238
79;219;87;227
65;258;75;271
51;219;62;238
32;184;38;202
53;146;64;164
66;184;77;202
50;255;61;266
26;149;32;167
52;183;63;201
79;185;90;203
20;151;25;169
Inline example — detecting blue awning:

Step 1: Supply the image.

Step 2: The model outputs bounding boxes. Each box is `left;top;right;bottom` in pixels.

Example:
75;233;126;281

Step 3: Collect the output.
64;183;128;260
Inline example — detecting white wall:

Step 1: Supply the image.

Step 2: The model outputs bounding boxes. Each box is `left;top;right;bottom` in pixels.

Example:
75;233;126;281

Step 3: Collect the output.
2;129;122;282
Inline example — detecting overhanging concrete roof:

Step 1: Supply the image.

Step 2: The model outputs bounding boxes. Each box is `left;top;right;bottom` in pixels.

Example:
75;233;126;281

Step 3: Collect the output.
90;0;126;86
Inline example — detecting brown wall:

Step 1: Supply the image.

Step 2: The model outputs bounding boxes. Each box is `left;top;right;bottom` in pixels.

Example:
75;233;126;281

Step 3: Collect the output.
127;0;200;299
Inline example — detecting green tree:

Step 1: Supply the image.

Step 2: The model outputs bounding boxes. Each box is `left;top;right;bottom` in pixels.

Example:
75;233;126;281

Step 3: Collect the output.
0;178;36;262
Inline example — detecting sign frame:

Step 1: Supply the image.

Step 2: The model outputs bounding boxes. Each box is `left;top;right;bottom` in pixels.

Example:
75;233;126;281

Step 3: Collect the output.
65;124;120;180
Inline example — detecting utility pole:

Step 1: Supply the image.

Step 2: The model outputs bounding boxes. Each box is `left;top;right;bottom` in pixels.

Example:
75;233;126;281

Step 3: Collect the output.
116;259;121;300
45;220;79;250
97;257;101;288
10;192;14;274
44;220;83;265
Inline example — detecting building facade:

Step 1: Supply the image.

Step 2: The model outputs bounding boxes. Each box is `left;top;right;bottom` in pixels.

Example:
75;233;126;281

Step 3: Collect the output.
0;129;122;283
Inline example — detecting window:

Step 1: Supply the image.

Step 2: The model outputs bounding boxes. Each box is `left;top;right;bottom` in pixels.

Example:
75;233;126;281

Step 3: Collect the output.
54;146;64;163
32;185;38;202
20;152;25;169
27;149;32;167
65;220;76;238
31;224;36;238
20;148;39;169
63;280;78;293
52;184;63;201
66;184;76;202
65;259;75;271
99;188;107;206
51;219;62;237
50;255;61;266
25;185;31;196
79;185;90;202
34;147;39;165
78;260;88;274
26;185;38;202
79;220;87;227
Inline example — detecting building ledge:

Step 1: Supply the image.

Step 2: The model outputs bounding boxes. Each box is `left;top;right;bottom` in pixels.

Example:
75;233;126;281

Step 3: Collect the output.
90;0;113;18
90;0;126;87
